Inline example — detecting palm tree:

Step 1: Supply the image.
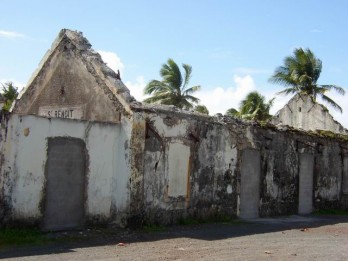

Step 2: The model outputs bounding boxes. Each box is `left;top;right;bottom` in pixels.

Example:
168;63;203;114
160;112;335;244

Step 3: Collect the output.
269;48;345;112
1;82;18;112
143;58;201;109
226;91;274;121
226;108;240;118
194;105;209;115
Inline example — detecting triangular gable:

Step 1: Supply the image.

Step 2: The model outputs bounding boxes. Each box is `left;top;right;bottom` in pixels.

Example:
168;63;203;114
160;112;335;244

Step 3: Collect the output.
271;94;348;135
12;29;135;123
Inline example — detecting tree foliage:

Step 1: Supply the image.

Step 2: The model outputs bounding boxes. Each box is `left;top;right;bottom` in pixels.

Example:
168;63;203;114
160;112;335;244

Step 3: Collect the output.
269;48;345;112
226;91;274;121
194;105;209;115
1;82;19;112
143;58;201;109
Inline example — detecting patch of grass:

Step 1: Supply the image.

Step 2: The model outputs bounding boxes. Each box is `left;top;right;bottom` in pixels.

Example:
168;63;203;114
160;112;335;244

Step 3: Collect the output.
142;224;166;233
0;228;46;247
313;209;348;216
178;217;200;225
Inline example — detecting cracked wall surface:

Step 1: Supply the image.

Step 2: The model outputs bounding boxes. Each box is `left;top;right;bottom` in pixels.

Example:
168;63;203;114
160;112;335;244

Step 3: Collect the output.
130;104;348;224
0;115;131;227
0;29;134;228
2;93;348;228
131;107;248;224
251;124;348;215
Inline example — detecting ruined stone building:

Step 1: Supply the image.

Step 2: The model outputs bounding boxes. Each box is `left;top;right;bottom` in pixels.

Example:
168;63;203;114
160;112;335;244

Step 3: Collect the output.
271;94;348;135
0;29;347;230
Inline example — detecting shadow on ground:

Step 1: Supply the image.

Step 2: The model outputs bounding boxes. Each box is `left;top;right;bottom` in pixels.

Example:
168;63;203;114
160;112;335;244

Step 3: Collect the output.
1;215;347;259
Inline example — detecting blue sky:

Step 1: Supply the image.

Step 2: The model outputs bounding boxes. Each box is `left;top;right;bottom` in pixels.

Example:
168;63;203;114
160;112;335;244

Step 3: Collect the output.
1;0;348;127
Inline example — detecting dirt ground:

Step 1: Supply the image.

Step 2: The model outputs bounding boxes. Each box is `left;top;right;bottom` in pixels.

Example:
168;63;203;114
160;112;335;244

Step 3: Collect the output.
1;215;348;261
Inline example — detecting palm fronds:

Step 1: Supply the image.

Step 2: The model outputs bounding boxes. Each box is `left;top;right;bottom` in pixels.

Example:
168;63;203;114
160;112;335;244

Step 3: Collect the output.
143;58;200;109
269;48;345;113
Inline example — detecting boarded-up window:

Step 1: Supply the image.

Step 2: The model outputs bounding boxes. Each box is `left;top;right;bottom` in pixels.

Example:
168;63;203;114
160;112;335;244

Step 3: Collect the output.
167;142;190;197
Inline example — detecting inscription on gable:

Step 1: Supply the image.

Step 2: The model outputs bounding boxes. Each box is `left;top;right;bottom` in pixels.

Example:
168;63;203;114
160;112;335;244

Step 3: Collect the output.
39;106;84;120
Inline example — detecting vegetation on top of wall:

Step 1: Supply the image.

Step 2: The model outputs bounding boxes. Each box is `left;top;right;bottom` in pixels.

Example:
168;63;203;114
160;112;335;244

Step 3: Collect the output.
194;104;209;115
316;130;348;141
256;121;348;142
225;91;274;122
320;104;329;113
1;82;19;112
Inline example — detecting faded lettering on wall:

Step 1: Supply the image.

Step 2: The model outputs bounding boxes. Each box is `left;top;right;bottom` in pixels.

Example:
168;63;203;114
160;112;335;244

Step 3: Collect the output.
39;106;84;120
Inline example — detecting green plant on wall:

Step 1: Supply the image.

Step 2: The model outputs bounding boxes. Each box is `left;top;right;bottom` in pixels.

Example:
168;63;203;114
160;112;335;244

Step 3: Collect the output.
226;91;274;121
1;82;19;112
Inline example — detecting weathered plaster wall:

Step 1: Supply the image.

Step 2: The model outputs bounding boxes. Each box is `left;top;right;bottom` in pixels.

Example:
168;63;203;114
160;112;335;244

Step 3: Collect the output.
0;114;131;226
1;108;348;228
12;29;134;123
131;107;251;225
248;127;300;216
128;112;146;227
131;105;348;224
314;141;342;207
342;149;348;208
271;94;348;135
251;125;348;215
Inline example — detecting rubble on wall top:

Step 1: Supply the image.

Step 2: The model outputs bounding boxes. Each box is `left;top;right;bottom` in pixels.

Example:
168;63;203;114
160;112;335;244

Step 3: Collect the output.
14;29;136;114
259;121;348;142
59;29;92;50
130;101;249;126
132;100;348;142
57;29;136;105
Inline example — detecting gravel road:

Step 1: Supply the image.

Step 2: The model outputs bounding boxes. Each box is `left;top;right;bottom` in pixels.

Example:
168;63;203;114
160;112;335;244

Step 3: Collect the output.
1;215;347;260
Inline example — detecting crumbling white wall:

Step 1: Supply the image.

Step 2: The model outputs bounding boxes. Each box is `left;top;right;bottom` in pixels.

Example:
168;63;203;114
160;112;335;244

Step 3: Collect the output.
141;110;240;224
271;94;348;134
1;114;131;225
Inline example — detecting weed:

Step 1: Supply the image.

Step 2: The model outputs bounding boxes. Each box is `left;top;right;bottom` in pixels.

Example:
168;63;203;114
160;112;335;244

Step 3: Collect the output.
0;228;46;247
142;224;166;233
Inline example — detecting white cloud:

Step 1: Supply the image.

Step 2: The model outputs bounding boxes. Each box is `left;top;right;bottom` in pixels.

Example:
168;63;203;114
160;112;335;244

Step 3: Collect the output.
98;50;124;75
262;90;289;115
125;76;148;102
97;51;147;102
0;30;25;38
310;29;323;33
196;75;255;115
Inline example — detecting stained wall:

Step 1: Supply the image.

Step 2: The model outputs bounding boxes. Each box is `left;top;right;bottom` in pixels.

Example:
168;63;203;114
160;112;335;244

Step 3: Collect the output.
0;114;131;226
